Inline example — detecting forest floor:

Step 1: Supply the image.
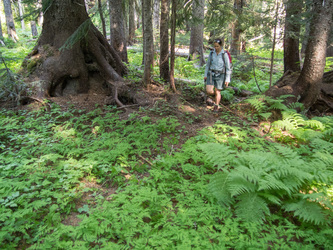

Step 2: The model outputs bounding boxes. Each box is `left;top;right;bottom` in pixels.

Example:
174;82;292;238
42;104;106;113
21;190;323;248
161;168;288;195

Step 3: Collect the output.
19;81;257;148
2;80;333;249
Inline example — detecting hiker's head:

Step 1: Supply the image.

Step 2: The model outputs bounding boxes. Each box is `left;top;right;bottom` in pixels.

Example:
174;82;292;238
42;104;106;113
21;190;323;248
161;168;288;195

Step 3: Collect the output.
214;39;222;52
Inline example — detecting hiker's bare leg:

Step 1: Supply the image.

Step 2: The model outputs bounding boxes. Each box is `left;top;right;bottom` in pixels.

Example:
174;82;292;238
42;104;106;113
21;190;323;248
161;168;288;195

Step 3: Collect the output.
215;89;221;106
206;85;214;96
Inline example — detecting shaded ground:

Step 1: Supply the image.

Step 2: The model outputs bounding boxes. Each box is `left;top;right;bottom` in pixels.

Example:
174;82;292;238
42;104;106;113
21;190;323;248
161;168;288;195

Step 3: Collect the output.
16;80;234;140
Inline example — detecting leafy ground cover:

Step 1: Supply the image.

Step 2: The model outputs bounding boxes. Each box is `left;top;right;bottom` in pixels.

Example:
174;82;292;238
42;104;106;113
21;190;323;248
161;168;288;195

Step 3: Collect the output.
1;91;333;248
1;29;333;249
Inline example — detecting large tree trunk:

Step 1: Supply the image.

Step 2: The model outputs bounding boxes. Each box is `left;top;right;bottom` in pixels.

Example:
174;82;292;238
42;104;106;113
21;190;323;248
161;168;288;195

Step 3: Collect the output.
188;0;205;67
283;0;302;73
109;0;128;63
266;0;333;110
159;0;170;82
3;0;18;42
23;0;127;98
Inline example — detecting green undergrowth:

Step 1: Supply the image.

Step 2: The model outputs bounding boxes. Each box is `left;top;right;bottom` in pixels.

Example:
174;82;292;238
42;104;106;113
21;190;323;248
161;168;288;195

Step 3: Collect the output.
1;102;333;249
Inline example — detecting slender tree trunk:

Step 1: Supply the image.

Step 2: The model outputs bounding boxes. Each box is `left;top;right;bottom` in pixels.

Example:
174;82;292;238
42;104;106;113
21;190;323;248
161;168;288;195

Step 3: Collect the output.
283;0;302;73
159;0;170;82
18;0;25;30
269;0;279;88
143;0;154;85
109;0;128;63
37;0;43;26
188;0;205;66
169;0;177;92
0;17;3;39
230;0;244;55
98;0;107;37
3;0;18;42
30;21;38;37
153;0;160;31
128;0;136;45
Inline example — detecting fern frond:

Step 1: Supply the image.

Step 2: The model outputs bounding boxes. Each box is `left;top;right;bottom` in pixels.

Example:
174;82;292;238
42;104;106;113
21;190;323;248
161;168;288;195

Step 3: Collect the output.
258;174;292;195
287;102;304;111
273;111;306;130
310;138;333;154
258;192;281;205
235;193;270;223
303;119;325;130
228;174;256;197
199;143;236;169
312;152;333;171
245;95;267;113
235;165;262;185
283;199;328;225
269;101;289;111
274;144;300;160
301;193;333;210
291;129;322;142
208;172;234;206
322;128;333;142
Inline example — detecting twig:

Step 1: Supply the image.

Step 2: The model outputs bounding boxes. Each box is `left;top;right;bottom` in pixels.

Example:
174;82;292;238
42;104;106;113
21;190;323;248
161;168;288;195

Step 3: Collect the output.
116;104;140;109
139;155;153;166
251;56;262;93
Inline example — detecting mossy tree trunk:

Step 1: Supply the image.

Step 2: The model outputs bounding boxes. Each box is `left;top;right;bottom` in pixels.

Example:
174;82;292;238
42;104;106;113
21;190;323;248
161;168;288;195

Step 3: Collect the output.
24;0;127;98
266;0;333;111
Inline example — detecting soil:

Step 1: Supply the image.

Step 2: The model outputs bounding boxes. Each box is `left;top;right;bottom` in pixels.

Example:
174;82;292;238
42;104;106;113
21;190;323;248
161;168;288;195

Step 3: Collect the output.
11;80;241;140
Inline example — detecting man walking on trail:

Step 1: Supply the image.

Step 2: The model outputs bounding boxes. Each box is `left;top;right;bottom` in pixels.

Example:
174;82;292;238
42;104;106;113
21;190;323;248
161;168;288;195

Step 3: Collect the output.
204;39;231;112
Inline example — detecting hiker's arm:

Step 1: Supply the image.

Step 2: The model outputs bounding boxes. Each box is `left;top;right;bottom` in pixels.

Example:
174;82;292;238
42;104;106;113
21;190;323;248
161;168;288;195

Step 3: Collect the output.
224;53;231;83
204;54;211;79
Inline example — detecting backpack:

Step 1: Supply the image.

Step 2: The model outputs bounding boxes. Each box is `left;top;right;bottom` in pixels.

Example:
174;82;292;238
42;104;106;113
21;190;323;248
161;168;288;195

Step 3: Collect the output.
225;50;232;65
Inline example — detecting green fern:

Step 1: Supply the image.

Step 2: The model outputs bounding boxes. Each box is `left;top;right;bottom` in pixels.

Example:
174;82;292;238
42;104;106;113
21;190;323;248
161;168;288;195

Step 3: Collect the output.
245;95;267;113
283;199;328;225
204;143;333;225
235;193;270;223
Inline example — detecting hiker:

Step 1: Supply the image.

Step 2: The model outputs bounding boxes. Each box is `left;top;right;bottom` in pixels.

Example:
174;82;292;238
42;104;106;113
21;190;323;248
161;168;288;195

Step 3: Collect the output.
204;39;231;112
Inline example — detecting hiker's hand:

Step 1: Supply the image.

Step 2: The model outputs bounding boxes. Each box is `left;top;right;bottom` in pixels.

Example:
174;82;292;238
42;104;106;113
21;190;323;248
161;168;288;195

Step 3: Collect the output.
225;82;229;87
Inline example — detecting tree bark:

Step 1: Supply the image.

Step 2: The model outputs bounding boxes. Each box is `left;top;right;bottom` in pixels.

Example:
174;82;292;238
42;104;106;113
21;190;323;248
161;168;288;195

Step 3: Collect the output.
169;0;177;92
153;0;160;31
143;0;154;85
98;0;107;38
128;0;136;45
30;21;38;37
266;0;333;110
159;0;170;82
230;0;244;55
3;0;18;42
283;0;302;73
23;0;127;98
0;17;3;39
188;0;206;67
18;0;25;30
109;0;128;63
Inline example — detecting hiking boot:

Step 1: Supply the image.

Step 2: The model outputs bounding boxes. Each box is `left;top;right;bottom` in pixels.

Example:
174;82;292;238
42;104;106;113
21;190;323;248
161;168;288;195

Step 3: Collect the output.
213;105;220;112
206;97;215;106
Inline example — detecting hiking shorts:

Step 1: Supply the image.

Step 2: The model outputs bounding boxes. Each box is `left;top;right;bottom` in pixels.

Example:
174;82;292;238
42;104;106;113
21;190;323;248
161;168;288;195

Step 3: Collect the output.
206;72;225;90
